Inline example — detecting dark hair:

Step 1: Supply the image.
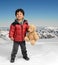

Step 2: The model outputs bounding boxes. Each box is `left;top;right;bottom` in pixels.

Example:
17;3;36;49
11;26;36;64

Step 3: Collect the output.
15;8;25;16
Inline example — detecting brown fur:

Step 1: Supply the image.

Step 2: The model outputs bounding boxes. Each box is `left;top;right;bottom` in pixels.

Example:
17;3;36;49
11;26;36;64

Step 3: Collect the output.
24;24;39;45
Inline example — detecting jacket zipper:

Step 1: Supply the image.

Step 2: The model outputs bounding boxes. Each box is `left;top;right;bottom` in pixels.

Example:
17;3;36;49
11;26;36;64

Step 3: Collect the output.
21;25;23;41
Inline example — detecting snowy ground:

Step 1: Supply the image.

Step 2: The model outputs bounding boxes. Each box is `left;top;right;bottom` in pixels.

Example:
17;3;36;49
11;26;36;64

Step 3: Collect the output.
0;38;58;65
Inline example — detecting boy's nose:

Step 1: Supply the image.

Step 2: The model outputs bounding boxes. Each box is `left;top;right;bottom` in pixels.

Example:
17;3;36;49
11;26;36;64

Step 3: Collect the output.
18;16;20;17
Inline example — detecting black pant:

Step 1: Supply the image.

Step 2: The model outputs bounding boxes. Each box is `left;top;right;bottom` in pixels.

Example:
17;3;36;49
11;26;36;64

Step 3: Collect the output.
11;41;27;58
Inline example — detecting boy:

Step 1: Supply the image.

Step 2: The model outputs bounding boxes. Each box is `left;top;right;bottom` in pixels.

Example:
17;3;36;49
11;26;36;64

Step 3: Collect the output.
9;9;29;63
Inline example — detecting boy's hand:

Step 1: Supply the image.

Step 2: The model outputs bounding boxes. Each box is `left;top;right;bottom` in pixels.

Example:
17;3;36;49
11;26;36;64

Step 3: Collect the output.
10;37;14;41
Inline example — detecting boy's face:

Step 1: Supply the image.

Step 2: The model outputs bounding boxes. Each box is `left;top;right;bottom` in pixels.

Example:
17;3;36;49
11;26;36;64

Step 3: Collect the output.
16;11;24;20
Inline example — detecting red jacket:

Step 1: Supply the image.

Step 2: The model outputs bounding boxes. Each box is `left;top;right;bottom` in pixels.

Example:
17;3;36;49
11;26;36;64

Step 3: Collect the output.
9;20;29;42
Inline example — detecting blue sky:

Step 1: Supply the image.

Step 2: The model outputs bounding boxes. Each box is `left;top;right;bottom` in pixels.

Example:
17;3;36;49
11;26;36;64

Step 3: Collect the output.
0;0;58;27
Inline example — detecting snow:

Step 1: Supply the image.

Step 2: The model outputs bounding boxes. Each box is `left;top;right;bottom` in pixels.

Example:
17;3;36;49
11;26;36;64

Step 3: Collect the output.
0;38;58;65
0;27;58;65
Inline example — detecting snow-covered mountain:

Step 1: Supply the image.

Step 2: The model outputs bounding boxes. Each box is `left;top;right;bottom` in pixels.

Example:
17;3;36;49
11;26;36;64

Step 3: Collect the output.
36;26;58;39
0;26;58;40
0;30;10;41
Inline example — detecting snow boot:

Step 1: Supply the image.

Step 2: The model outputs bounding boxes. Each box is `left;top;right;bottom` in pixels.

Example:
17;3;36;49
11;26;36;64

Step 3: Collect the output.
23;56;29;61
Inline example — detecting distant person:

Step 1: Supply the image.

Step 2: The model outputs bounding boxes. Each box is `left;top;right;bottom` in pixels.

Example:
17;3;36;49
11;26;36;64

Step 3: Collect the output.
9;9;29;63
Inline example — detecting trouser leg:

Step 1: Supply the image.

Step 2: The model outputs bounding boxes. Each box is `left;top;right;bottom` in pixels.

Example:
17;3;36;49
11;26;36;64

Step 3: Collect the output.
19;41;27;58
11;41;19;59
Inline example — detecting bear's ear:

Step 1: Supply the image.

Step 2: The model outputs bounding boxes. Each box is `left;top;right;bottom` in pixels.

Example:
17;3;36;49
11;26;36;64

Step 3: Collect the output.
29;24;36;31
33;25;36;31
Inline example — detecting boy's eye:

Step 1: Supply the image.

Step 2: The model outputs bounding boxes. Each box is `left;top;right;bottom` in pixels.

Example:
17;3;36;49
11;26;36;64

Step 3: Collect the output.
20;14;21;15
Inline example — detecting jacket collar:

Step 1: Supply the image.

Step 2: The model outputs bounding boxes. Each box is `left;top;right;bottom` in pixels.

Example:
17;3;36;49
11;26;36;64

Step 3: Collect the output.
15;19;26;25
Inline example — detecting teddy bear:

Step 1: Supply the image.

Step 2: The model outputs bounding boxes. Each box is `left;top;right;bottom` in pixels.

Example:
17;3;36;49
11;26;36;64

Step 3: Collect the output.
24;24;39;45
